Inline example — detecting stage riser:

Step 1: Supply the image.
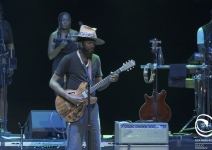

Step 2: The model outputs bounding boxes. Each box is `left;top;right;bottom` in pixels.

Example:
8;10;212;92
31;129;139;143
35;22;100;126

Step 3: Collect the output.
0;147;113;150
115;145;168;150
1;136;212;150
0;148;65;150
1;142;212;150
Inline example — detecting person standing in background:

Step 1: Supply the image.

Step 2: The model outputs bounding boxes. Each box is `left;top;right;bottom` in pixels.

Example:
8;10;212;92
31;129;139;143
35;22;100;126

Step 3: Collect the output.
197;9;212;116
48;12;78;89
0;3;15;133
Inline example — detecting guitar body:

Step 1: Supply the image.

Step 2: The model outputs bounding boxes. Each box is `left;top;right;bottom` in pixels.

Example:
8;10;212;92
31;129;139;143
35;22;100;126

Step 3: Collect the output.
55;82;97;123
139;90;171;122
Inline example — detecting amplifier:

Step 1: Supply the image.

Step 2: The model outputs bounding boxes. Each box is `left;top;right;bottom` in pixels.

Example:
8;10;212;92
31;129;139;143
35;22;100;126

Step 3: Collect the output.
115;121;169;144
115;145;169;150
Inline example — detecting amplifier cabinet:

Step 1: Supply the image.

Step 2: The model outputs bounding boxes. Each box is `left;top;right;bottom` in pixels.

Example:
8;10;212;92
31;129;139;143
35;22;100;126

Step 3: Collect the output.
115;145;169;150
115;121;168;144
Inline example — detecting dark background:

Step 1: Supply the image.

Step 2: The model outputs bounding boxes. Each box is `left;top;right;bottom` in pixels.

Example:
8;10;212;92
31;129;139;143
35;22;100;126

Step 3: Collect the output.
1;0;212;135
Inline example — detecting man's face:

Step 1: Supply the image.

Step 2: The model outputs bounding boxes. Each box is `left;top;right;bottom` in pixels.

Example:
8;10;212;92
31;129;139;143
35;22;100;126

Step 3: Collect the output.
81;40;95;58
60;14;71;30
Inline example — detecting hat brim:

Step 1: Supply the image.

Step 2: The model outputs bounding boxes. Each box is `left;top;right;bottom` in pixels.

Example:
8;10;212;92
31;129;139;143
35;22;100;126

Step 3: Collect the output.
72;35;105;45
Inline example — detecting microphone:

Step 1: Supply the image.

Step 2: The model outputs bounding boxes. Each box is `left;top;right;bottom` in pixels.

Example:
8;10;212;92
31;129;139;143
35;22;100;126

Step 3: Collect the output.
157;48;164;65
78;21;83;27
53;38;74;44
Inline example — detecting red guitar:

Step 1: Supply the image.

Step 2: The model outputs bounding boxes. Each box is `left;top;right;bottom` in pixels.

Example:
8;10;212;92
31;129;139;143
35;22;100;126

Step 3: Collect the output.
140;38;171;122
139;90;171;122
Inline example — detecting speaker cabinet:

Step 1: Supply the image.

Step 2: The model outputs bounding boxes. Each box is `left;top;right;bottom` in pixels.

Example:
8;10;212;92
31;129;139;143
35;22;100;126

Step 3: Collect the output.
24;110;66;139
115;121;168;144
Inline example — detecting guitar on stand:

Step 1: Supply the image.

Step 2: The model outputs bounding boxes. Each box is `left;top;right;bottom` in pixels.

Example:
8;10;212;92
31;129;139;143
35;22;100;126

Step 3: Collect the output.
139;38;171;122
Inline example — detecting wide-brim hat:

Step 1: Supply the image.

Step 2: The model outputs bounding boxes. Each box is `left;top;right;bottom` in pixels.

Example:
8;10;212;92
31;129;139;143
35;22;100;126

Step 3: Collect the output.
72;25;105;45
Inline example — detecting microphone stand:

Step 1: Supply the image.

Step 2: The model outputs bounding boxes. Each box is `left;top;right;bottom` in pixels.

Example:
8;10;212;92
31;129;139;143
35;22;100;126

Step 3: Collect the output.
18;122;27;150
79;51;92;150
86;75;91;150
205;33;212;125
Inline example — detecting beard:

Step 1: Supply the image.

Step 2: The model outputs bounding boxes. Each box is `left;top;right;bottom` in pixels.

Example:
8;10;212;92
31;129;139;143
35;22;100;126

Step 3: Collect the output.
81;47;94;59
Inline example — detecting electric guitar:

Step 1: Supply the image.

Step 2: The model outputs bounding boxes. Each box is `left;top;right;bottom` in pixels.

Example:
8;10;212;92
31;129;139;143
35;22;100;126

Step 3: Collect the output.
139;90;171;122
55;60;136;123
140;38;171;122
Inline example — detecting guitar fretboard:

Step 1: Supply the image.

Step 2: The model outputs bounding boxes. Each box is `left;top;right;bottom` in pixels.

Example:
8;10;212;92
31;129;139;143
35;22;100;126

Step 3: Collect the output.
90;68;122;93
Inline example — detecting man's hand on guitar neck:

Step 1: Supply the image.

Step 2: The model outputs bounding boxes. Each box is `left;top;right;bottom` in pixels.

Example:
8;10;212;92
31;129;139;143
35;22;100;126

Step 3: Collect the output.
98;72;119;91
109;72;119;83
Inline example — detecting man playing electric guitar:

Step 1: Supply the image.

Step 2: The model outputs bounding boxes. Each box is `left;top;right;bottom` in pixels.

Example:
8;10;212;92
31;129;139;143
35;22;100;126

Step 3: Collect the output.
49;25;119;150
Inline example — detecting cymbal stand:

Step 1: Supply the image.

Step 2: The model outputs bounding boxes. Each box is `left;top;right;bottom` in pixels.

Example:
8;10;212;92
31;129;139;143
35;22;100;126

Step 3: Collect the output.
179;63;206;133
203;31;212;119
177;68;198;133
204;46;212;127
198;42;212;129
179;31;212;133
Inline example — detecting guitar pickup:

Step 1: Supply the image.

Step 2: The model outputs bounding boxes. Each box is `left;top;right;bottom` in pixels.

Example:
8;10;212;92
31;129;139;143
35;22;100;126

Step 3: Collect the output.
82;91;88;98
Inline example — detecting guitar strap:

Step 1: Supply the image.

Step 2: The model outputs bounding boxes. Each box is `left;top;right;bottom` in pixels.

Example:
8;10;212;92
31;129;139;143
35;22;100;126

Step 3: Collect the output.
77;50;92;86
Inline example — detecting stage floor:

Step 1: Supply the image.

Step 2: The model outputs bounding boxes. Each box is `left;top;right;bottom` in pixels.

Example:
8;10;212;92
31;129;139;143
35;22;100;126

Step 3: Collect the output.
0;133;212;150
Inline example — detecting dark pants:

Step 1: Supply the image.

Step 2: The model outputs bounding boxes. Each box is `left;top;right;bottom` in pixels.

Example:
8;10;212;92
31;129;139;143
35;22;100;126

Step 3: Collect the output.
66;103;101;150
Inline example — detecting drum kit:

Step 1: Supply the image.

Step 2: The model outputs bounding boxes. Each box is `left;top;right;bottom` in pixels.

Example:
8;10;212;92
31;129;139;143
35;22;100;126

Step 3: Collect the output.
140;38;212;134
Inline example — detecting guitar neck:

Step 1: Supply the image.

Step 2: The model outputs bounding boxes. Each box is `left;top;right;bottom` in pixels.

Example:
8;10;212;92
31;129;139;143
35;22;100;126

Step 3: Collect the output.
90;69;121;93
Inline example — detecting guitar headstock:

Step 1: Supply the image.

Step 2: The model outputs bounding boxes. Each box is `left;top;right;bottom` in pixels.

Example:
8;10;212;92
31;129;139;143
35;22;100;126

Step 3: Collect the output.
120;60;136;72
